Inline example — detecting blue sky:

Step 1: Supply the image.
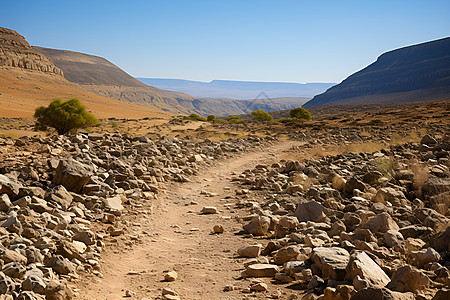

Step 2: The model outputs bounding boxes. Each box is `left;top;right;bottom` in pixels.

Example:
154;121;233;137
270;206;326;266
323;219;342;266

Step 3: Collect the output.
2;0;449;83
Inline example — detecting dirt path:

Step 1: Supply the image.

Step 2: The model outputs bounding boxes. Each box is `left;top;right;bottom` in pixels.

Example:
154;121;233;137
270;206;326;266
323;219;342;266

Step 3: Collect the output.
78;140;303;300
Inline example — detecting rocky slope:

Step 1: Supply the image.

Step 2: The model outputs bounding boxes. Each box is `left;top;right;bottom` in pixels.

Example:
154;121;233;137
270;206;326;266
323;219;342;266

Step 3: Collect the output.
304;37;450;107
230;132;449;299
0;28;63;76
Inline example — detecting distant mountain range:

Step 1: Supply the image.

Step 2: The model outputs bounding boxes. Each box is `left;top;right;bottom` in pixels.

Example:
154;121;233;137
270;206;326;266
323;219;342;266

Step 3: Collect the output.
34;47;309;116
304;37;450;107
3;26;448;118
137;78;335;99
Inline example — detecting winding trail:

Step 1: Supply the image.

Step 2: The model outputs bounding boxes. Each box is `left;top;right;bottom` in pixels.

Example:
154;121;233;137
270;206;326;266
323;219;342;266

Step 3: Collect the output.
78;140;303;299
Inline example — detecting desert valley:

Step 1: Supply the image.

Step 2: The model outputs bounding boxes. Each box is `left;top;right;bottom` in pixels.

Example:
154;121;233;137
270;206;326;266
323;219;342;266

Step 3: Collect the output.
0;3;449;300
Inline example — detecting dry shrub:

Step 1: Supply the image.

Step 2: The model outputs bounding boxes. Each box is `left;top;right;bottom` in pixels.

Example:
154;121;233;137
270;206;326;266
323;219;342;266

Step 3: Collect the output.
389;128;428;145
411;162;429;191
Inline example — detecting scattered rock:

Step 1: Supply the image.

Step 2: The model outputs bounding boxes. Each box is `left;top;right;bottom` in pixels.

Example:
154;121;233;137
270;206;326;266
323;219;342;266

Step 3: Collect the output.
164;271;178;282
201;206;218;214
346;251;390;287
311;247;350;280
387;265;430;293
213;225;224;233
243;264;279;277
237;244;262;258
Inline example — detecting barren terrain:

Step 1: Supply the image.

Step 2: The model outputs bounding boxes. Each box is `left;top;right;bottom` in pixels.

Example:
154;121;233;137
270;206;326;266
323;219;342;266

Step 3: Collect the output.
0;100;448;300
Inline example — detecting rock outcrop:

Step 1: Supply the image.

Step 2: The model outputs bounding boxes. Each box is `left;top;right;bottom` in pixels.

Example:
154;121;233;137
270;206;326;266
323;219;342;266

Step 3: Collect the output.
0;27;63;75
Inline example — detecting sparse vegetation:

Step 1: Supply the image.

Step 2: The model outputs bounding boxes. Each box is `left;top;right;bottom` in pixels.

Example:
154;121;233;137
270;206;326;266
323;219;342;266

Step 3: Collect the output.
183;113;207;122
226;116;243;123
34;98;99;135
213;118;227;123
290;107;312;120
111;122;119;128
277;117;304;123
251;110;273;122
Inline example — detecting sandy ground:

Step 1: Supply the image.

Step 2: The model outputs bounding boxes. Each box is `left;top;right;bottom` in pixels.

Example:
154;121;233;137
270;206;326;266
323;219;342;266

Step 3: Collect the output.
0;68;172;119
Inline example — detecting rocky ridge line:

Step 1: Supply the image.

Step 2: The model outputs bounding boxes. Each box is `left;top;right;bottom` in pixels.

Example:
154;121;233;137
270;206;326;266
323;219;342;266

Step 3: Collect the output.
0;27;63;76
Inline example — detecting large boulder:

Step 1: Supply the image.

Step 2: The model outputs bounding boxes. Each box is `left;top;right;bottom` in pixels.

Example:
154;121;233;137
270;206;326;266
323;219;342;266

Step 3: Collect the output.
0;271;15;294
386;265;430;293
344;177;366;194
0;175;22;199
243;215;270;236
0;194;12;212
45;185;73;210
273;245;301;265
357;212;399;234
350;287;414;300
408;247;441;268
373;188;408;206
44;280;74;300
237;244;262;258
243;264;279;277
53;159;94;193
295;201;326;222
422;177;450;214
432;289;450;300
311;247;350;280
324;285;356;300
103;196;124;211
346;251;390;288
422;177;450;197
420;134;437;146
432;225;450;252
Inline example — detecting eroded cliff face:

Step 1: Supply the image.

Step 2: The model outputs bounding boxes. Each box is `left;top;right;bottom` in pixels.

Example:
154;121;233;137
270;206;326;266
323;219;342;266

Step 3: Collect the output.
0;27;63;75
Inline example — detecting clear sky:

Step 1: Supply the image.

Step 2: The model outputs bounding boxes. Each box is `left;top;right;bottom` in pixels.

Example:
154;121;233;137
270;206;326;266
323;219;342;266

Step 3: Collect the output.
2;0;449;83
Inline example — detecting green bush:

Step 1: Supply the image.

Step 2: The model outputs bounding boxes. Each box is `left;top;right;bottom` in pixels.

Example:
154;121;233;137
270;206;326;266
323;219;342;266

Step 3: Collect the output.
213;118;227;123
226;116;243;123
277;117;295;123
251;110;273;122
183;114;207;122
290;107;312;120
207;114;216;122
34;98;98;135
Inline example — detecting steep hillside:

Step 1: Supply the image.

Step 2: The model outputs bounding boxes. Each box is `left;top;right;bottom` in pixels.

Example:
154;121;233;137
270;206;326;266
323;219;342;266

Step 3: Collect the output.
36;47;307;116
0;27;63;75
137;78;334;99
304;37;450;107
0;27;171;118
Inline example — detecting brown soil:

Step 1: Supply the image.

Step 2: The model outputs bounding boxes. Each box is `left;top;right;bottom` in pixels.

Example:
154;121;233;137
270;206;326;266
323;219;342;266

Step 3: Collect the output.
0;67;172;119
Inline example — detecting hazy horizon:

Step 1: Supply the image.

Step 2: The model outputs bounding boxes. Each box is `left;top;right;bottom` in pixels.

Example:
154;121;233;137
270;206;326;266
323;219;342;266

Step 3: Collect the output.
2;0;450;83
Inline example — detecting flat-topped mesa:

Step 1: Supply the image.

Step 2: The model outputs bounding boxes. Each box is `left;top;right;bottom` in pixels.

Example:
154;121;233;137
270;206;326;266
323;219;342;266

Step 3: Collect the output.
0;27;63;75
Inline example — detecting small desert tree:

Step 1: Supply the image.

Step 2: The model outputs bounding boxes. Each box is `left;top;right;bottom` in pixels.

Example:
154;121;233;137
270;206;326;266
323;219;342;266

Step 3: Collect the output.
207;114;216;122
251;110;273;122
290;107;312;120
226;116;243;123
34;98;99;135
183;113;207;122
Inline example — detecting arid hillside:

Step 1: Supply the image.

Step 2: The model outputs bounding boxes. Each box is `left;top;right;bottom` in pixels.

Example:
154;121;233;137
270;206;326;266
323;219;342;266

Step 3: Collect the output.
0;27;172;119
304;37;450;107
35;47;307;116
